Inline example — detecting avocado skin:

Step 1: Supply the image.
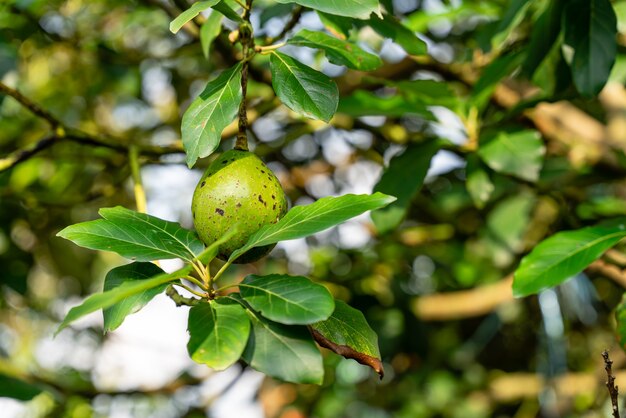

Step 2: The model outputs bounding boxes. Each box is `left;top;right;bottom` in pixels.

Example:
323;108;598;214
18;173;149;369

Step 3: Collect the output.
191;150;288;263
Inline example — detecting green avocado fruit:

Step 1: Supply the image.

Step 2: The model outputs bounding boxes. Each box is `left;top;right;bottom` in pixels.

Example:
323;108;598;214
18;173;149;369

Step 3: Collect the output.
191;149;288;263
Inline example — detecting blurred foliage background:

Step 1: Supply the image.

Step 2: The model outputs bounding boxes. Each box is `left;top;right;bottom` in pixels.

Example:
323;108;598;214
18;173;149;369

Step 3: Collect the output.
3;0;626;417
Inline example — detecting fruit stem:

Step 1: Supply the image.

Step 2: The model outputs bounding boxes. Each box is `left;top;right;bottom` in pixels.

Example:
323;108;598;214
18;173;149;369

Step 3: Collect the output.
235;0;254;151
211;259;234;286
183;275;208;291
173;282;208;299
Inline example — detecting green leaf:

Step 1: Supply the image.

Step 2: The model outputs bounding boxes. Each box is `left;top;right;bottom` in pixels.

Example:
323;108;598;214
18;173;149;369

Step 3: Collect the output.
563;0;617;96
240;274;334;325
367;14;427;55
103;262;166;333
195;223;240;264
274;0;380;19
0;374;43;401
477;130;545;182
56;265;192;334
310;300;383;377
242;310;323;384
615;293;626;350
513;218;626;297
486;193;535;253
338;90;432;118
287;29;382;71
200;11;223;59
57;206;205;262
471;52;524;111
465;155;494;209
229;193;395;262
169;0;220;34
182;63;242;167
213;0;244;22
372;141;439;233
521;0;566;77
187;299;251;370
488;0;531;51
393;79;458;107
261;3;294;25
317;12;353;38
270;51;339;122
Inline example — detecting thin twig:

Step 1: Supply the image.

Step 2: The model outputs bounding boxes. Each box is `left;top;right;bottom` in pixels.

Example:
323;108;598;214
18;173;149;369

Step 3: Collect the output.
603;350;621;418
235;0;254;151
265;5;303;45
0;81;62;128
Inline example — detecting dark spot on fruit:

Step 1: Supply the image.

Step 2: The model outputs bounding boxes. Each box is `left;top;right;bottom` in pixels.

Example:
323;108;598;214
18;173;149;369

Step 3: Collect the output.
201;181;206;187
263;185;267;188
236;202;242;208
215;208;225;216
258;195;266;206
261;170;265;174
273;203;276;210
221;160;227;164
192;211;196;219
271;195;275;200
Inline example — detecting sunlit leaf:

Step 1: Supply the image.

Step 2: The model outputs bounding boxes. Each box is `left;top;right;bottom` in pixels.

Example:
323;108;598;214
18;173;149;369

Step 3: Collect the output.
169;0;220;34
274;0;380;19
513;218;626;297
240;274;334;324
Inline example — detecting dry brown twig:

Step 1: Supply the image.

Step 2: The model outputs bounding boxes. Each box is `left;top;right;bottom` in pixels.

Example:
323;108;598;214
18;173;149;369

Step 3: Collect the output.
603;350;621;418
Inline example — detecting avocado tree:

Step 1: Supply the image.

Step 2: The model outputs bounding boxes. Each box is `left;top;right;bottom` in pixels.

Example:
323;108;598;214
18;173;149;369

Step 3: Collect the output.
2;0;626;416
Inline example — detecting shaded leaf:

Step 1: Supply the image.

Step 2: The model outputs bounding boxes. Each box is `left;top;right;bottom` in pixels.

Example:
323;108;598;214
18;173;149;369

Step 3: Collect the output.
513;218;626;297
466;155;494;209
0;374;43;401
288;29;382;71
367;14;427;55
200;11;224;59
477;130;545;182
274;0;380;19
372;141;439;233
229;193;395;262
338;90;432;118
103;262;166;333
242;310;323;384
521;0;566;77
240;274;334;325
169;0;220;34
563;0;617;96
57;206;205;262
310;300;383;377
182;63;242;167
187;299;250;370
317;11;353;38
270;51;338;122
56;265;192;334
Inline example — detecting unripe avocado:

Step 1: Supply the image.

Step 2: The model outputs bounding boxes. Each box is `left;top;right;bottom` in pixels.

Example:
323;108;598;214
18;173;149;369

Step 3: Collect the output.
191;149;288;263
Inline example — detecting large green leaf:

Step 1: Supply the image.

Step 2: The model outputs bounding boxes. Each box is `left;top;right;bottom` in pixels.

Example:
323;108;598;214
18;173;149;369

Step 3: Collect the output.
270;52;338;122
477;130;545;182
181;63;242;167
338;90;431;118
103;262;166;333
366;14;427;55
57;206;205;262
200;10;224;59
242;310;323;384
169;0;220;34
187;299;250;370
513;218;626;297
287;29;382;71
229;193;395;261
563;0;617;96
521;0;565;77
372;141;439;233
0;374;43;401
310;300;383;376
56;265;192;334
274;0;380;19
240;274;334;325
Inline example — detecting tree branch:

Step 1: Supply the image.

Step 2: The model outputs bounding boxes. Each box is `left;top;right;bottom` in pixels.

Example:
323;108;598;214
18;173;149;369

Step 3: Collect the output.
265;5;303;45
0;81;62;128
604;350;621;418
